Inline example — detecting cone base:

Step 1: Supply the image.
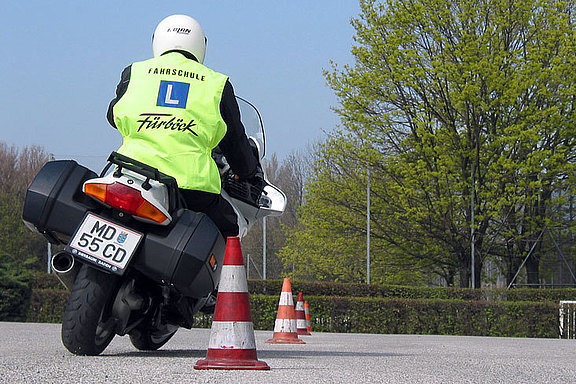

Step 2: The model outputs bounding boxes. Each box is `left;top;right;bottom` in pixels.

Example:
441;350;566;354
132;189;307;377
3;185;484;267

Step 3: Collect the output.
195;348;270;370
266;332;306;344
194;358;270;370
266;339;306;344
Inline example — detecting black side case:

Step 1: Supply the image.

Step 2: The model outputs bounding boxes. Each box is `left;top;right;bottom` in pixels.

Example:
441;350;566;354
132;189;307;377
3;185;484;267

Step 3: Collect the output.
22;160;100;244
134;210;226;299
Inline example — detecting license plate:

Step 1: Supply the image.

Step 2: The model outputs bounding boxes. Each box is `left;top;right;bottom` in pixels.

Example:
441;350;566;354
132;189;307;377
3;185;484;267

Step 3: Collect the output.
65;213;143;275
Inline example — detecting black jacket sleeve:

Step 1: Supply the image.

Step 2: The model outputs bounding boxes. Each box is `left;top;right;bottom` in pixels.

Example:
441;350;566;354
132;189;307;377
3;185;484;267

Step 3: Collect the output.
106;65;132;128
218;80;259;180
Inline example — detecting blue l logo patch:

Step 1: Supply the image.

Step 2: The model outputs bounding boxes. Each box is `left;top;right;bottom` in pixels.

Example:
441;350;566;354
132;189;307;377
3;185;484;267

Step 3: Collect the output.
157;80;190;108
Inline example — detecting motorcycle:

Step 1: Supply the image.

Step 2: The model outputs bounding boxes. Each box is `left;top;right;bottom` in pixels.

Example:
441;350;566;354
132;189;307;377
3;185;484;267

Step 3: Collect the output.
22;97;286;356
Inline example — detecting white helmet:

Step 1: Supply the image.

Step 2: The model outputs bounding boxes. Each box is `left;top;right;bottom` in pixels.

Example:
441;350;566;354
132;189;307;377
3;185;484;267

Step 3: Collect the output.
152;15;206;63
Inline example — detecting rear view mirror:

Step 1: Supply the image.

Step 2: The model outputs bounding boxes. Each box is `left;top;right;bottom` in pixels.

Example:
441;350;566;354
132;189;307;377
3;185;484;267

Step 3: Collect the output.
260;184;286;216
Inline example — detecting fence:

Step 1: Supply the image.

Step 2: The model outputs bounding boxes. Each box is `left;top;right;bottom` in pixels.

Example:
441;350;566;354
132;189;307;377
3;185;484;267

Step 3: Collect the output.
559;301;576;338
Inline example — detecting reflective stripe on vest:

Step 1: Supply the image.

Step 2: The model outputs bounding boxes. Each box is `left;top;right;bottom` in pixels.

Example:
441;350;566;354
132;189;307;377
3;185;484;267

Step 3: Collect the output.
113;52;228;194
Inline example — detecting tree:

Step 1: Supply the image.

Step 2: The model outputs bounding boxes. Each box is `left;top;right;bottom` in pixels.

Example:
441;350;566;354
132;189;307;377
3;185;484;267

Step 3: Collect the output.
0;142;51;271
279;134;434;284
241;150;313;279
283;0;576;287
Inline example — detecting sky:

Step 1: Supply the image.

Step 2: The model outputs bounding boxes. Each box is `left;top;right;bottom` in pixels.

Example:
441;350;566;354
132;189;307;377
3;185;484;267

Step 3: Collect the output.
0;1;360;171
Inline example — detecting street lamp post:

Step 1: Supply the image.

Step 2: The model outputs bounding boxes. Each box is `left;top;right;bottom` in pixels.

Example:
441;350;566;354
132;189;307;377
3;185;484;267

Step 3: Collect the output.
367;167;371;285
263;216;267;280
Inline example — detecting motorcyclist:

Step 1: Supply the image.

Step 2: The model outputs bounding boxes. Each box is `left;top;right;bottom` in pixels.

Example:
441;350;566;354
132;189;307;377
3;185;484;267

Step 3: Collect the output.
106;14;261;237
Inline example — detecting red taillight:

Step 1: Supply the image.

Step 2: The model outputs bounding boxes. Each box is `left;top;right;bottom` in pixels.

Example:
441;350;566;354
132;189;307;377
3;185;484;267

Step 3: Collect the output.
105;183;143;212
84;182;168;224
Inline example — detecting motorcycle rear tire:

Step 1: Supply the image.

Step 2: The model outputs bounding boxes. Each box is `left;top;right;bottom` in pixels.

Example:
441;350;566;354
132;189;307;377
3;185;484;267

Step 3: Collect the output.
129;324;178;351
61;264;120;356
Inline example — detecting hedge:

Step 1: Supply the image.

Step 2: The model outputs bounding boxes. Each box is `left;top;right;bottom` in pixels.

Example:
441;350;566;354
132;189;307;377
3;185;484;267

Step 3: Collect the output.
248;280;484;300
0;266;34;322
248;279;576;302
26;289;69;323
1;274;568;337
28;275;576;303
0;284;32;322
32;273;66;290
25;289;559;338
249;295;558;338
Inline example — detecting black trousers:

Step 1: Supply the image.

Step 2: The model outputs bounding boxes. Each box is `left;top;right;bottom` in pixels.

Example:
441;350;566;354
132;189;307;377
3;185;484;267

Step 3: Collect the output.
179;189;239;238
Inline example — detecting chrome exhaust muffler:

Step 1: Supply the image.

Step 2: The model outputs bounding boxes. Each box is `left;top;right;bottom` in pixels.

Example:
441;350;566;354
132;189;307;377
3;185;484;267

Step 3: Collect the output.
51;251;80;290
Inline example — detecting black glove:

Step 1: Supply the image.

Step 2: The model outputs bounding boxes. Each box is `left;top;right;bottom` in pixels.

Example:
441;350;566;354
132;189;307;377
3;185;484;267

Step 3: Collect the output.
248;165;266;191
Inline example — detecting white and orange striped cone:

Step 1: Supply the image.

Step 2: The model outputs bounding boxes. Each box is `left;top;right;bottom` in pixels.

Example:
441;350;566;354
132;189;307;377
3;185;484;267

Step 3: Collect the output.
194;237;270;370
295;292;311;335
266;278;305;344
304;300;312;334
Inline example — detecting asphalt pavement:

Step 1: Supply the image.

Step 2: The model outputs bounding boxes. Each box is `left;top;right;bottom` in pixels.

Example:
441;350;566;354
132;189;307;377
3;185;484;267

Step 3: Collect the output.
0;322;575;383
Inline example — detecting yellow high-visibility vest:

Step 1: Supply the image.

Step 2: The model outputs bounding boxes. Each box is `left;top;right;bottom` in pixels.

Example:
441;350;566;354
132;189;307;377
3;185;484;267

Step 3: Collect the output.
113;52;228;193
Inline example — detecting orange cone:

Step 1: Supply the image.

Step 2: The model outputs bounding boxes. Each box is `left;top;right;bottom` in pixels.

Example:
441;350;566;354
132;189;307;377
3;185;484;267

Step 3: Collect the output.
304;300;312;334
194;237;270;370
295;292;311;335
266;278;305;344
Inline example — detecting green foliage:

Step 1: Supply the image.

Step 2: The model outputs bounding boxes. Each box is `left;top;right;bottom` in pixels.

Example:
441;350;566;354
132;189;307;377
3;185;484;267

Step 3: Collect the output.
0;142;58;321
0;259;34;321
6;276;565;338
248;279;576;302
0;142;51;272
281;0;576;287
490;288;576;302
20;289;558;338
248;279;480;299
278;137;433;285
241;153;313;280
246;295;556;337
31;272;67;290
25;289;69;323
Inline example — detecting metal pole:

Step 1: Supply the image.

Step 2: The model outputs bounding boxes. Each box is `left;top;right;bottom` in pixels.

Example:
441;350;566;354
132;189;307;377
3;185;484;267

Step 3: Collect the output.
47;242;52;273
367;167;371;285
47;153;55;274
471;161;475;289
263;216;267;280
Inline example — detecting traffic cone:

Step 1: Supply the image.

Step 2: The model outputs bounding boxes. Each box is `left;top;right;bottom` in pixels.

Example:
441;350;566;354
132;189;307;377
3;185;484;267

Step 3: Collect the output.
295;292;311;335
194;237;270;370
304;300;312;334
266;278;305;344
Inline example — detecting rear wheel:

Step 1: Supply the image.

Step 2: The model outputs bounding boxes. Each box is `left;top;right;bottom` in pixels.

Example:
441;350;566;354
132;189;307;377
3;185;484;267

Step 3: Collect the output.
129;323;178;351
61;264;120;355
